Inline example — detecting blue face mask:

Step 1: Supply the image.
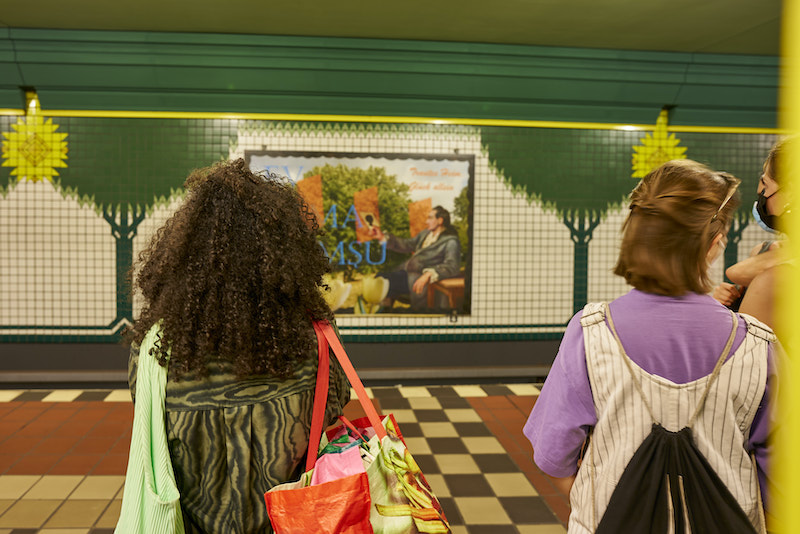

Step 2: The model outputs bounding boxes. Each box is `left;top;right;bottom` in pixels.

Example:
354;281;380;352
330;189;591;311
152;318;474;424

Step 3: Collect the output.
752;201;779;234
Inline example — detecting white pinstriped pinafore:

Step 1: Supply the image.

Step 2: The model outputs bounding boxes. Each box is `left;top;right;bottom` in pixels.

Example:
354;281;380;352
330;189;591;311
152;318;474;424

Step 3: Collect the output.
568;302;774;533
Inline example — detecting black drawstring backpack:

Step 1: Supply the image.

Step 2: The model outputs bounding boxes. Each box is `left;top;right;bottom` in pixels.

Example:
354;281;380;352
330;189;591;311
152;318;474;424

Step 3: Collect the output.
589;306;766;534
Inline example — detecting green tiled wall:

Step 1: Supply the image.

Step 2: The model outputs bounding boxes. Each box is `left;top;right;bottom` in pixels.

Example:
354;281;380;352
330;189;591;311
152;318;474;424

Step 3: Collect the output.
0;117;778;344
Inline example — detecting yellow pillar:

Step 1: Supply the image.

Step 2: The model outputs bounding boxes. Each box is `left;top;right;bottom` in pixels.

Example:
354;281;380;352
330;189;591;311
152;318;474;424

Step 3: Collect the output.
775;0;800;531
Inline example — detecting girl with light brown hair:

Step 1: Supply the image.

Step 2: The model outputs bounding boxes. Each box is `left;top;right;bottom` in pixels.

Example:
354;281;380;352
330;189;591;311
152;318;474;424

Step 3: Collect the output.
525;159;775;532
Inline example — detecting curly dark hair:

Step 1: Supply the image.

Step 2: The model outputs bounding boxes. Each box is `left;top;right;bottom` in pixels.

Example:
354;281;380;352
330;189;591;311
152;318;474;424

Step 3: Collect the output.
128;158;333;379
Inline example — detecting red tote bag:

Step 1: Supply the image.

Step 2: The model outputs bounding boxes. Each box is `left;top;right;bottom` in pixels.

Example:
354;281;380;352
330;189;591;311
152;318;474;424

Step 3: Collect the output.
265;321;450;534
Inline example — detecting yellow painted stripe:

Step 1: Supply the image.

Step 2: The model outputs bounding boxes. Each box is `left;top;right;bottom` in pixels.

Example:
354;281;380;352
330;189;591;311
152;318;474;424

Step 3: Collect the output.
0;107;784;134
665;125;789;135
32;109;659;130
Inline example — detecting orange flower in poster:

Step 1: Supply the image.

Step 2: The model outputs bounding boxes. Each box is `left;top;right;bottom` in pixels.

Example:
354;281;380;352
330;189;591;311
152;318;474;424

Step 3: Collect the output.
296;174;324;226
354;186;379;243
409;198;432;237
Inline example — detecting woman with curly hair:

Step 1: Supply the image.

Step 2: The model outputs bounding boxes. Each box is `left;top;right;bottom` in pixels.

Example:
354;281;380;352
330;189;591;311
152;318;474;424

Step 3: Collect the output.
126;159;350;533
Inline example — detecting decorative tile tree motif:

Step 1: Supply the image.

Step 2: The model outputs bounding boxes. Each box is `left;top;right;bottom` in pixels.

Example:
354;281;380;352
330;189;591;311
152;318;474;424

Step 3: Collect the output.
48;118;236;334
483;126;638;315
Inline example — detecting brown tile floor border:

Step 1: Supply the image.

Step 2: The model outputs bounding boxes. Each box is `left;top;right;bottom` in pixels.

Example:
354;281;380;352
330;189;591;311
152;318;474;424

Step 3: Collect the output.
541;493;571;526
31;436;82;455
0;455;16;474
16;421;63;439
72;437;118;455
50;422;98;439
6;454;62;475
49;454;104;476
0;422;26;440
510;395;536;414
467;395;571;528
481;396;516;410
109;438;132;456
0;401;135;477
2;407;48;423
50;401;90;409
90;454;128;475
0;437;40;454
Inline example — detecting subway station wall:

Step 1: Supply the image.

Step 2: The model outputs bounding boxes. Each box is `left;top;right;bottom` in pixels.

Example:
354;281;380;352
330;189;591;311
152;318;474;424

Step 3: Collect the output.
0;29;781;380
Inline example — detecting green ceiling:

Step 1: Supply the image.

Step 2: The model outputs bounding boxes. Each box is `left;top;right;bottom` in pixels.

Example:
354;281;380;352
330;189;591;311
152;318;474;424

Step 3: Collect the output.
0;0;782;55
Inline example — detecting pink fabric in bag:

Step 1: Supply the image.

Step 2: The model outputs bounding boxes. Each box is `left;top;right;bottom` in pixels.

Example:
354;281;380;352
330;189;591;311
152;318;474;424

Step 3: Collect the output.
310;443;365;486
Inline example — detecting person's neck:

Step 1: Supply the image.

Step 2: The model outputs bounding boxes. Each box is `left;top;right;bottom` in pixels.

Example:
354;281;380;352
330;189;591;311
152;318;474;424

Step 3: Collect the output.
430;227;443;237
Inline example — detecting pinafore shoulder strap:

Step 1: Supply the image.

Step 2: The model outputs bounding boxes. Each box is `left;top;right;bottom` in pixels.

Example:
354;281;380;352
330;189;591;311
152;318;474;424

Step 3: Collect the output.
602;302;737;426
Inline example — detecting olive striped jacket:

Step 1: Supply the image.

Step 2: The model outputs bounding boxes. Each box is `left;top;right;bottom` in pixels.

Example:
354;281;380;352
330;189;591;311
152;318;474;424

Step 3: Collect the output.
128;326;350;534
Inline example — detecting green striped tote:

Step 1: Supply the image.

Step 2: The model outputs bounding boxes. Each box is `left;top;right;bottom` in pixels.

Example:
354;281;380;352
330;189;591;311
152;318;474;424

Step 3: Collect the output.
115;325;185;534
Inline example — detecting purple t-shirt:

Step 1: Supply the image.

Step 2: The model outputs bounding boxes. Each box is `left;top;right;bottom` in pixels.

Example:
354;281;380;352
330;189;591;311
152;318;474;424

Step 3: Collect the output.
524;289;773;496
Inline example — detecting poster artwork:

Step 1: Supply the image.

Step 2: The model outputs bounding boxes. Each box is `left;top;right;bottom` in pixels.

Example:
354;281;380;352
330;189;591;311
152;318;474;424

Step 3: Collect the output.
354;187;380;243
246;151;473;316
296;174;324;226
409;198;432;238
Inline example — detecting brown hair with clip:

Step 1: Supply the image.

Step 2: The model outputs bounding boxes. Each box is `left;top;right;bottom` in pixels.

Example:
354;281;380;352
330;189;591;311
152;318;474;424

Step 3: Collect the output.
614;159;740;296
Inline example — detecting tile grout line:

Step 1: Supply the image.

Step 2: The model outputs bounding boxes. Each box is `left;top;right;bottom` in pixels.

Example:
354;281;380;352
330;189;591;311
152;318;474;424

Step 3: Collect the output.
20;474;73;532
0;473;119;531
91;489;120;530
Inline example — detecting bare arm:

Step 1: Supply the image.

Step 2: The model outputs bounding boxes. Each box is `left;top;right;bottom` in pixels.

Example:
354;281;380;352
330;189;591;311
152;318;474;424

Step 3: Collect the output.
738;266;778;329
549;474;576;496
726;246;782;287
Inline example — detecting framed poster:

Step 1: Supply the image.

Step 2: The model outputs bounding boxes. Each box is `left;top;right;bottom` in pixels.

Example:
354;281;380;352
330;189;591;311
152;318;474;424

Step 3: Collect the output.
246;151;473;316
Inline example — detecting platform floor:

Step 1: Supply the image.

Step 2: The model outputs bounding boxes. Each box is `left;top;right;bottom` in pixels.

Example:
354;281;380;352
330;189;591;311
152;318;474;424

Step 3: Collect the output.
0;384;569;533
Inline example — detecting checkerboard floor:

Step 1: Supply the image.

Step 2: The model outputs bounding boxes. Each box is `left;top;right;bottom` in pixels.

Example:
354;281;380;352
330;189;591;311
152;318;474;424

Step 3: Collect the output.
0;384;568;533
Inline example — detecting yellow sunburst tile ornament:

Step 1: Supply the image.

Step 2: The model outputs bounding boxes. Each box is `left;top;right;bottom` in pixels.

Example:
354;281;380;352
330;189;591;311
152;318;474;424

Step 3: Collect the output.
631;109;686;178
2;102;68;183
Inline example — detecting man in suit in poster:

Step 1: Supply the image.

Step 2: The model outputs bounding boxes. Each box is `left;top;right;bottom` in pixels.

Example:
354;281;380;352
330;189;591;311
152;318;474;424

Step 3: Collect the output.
371;206;461;309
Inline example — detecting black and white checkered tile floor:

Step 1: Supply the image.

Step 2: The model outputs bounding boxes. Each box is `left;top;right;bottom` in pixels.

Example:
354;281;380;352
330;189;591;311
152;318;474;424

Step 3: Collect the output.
364;385;562;534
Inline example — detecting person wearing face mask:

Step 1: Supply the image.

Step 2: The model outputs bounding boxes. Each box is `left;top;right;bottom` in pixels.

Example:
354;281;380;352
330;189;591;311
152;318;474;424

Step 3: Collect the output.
713;138;793;332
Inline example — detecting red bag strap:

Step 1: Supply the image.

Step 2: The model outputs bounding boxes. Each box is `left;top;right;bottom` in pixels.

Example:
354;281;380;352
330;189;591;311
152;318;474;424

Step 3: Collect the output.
306;320;332;472
337;415;368;443
314;321;385;439
306;320;386;471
